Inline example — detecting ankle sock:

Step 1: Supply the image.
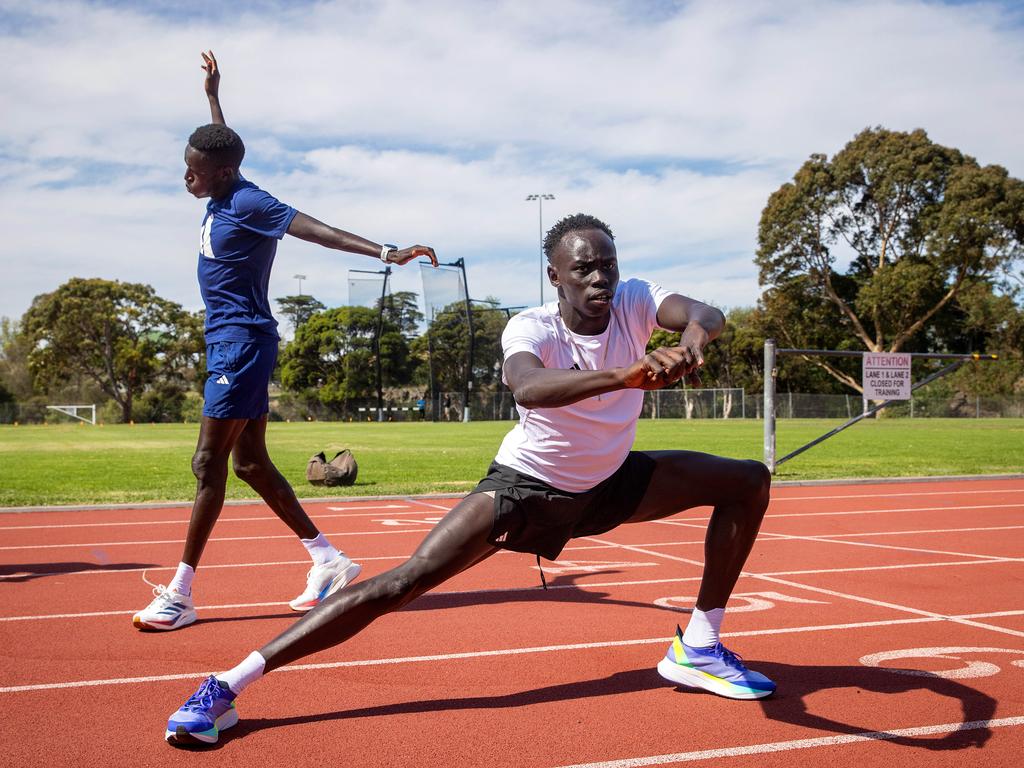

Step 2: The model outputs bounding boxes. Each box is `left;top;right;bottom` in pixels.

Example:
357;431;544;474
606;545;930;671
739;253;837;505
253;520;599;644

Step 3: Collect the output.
167;562;195;596
217;651;266;696
682;607;725;648
301;533;341;567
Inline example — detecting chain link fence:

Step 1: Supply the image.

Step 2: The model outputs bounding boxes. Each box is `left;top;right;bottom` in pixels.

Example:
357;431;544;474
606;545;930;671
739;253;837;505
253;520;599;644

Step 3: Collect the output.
4;391;1023;424
767;392;1024;419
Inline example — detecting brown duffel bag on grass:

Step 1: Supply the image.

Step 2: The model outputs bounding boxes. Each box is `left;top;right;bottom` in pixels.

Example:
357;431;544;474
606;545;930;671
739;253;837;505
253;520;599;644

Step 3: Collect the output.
306;450;358;486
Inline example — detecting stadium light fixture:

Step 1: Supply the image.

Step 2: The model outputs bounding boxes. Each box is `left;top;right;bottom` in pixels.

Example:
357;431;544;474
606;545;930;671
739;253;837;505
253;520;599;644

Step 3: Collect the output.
525;194;555;305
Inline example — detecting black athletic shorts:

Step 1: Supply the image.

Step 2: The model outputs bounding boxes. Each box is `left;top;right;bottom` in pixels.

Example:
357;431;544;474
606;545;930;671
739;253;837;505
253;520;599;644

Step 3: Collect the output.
471;452;658;561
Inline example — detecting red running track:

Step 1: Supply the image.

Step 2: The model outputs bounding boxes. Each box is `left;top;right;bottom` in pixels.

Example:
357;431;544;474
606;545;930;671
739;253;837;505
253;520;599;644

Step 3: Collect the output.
1;477;1023;767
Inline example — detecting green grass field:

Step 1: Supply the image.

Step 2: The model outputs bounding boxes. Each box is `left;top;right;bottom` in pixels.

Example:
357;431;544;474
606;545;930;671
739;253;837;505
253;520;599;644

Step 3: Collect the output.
0;418;1021;507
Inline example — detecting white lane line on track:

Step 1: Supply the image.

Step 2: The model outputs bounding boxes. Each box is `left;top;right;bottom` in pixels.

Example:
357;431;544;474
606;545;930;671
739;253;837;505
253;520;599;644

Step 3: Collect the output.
660;520;1024;541
661;502;1024;526
760;502;1024;520
7;612;1024;693
0;578;706;622
756;531;1017;562
552;716;1024;768
584;537;1024;640
0;528;435;551
656;519;1024;557
750;573;1024;639
769;487;1024;502
0;543;621;581
0;505;420;531
3;491;1019;532
799;524;1024;539
5;562;1022;623
4;528;1022;582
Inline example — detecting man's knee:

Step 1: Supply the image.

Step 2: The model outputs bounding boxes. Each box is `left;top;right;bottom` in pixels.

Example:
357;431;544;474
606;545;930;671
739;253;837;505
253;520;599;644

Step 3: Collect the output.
191;449;228;484
382;556;435;604
232;456;269;485
739;460;772;511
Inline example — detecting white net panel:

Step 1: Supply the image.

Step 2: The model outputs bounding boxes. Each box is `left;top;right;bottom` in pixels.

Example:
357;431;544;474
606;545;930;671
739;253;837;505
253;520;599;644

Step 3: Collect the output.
347;272;389;308
420;263;466;318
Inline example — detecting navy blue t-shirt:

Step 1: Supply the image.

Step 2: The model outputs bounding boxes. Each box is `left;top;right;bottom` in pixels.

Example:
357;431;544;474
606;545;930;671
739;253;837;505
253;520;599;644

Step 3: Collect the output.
197;176;297;342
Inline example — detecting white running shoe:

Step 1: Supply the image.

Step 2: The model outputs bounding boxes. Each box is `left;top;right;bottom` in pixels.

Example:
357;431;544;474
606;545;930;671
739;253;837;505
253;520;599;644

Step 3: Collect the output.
288;554;362;612
133;585;197;631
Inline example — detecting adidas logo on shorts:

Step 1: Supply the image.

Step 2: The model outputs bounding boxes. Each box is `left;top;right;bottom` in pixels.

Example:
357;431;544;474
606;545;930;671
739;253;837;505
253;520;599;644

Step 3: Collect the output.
215;375;230;385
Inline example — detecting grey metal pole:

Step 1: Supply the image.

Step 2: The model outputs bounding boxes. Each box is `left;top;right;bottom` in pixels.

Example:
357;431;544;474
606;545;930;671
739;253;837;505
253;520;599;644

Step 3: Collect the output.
538;196;544;306
526;194;554;306
764;339;776;473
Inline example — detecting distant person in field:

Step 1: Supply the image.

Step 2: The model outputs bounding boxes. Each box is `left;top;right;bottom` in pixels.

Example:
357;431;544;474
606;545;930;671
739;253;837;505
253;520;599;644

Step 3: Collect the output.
164;213;774;746
132;51;438;632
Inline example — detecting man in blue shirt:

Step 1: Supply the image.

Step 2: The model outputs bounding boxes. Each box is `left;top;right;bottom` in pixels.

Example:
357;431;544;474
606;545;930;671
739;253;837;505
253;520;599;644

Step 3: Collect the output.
133;51;438;632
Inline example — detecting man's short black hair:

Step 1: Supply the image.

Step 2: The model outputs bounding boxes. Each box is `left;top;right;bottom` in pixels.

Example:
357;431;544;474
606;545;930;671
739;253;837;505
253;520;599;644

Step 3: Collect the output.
188;124;245;168
543;213;614;260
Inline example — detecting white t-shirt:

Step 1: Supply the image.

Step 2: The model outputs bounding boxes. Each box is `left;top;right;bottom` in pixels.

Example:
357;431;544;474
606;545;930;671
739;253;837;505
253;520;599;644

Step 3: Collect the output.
494;278;674;492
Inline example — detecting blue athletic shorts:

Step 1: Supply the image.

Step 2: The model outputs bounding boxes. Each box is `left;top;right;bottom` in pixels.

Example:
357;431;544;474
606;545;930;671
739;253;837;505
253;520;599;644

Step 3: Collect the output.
202;340;278;420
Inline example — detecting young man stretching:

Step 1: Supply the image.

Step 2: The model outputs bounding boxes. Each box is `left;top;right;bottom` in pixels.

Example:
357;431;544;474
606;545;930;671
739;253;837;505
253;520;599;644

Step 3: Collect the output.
164;213;773;744
133;52;438;631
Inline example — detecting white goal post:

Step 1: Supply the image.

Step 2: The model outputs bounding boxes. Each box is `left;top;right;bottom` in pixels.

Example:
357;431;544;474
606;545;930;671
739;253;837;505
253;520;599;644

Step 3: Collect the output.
46;404;96;425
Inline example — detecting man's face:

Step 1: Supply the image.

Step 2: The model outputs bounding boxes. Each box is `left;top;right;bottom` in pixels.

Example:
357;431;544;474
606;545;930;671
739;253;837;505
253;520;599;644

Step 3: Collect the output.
183;145;231;199
547;228;619;320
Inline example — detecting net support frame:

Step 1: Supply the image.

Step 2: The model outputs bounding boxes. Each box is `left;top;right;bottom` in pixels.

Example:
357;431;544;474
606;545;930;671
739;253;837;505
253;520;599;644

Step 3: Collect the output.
46;404;96;425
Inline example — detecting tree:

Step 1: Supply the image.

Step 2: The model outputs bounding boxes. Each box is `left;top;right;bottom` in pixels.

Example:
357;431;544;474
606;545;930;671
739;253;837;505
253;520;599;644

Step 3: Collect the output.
414;302;508;396
0;317;35;401
21;278;201;422
380;291;424;337
275;294;326;336
279;305;412;412
757;127;1024;392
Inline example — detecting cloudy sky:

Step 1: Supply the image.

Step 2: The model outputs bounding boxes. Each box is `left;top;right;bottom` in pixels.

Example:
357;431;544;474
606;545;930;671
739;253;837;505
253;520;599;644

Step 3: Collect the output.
1;0;1022;335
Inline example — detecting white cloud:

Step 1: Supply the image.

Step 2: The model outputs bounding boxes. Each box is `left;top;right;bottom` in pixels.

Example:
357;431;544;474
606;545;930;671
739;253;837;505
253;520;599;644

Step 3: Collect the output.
1;0;1022;330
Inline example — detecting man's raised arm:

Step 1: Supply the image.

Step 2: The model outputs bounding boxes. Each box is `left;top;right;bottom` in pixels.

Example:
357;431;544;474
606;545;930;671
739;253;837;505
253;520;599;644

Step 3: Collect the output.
201;50;226;125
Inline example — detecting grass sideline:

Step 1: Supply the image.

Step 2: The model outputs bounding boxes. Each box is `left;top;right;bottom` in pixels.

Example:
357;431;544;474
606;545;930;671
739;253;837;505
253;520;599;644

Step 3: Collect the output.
1;418;1021;508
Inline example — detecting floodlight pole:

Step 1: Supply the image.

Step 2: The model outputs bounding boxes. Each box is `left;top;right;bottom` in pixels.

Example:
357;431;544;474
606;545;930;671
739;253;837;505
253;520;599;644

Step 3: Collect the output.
526;194;555;306
293;274;306;296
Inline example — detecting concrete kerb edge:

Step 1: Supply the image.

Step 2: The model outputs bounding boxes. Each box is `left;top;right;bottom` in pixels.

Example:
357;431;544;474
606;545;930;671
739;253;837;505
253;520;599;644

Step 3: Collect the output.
2;473;1023;515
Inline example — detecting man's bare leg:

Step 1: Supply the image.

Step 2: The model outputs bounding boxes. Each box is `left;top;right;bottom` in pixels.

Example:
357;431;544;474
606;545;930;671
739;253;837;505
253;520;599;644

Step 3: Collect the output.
133;417;248;630
625;450;775;699
259;493;498;670
230;416;319;539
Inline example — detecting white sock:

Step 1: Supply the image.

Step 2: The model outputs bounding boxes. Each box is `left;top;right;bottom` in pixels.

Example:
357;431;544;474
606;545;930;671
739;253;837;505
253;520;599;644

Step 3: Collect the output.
217;651;266;696
301;533;341;567
682;607;725;648
167;562;195;596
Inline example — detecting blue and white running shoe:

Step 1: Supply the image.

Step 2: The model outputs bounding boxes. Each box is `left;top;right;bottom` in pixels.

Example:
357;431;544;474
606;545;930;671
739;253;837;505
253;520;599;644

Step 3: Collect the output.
657;625;775;700
166;676;238;746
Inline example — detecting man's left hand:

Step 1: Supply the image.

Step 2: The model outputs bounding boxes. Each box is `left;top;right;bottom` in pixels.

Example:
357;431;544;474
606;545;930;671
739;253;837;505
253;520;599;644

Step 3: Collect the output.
389;245;438;267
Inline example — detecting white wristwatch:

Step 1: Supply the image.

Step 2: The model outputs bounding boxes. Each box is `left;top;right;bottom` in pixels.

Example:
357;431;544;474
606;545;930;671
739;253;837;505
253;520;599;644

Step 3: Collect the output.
380;244;398;264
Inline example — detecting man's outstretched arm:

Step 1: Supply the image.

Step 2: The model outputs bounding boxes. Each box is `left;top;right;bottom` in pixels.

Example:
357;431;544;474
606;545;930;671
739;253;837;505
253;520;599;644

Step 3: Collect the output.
201;50;226;125
287;212;438;266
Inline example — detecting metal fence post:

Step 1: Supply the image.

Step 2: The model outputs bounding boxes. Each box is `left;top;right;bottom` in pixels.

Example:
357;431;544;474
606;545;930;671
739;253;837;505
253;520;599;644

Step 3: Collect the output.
764;339;776;473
